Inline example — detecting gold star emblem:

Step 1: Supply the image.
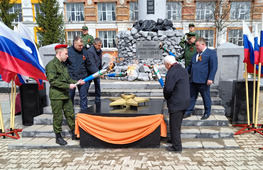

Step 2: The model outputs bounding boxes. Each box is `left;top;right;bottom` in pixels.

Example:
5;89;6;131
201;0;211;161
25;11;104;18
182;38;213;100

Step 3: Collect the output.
109;93;150;108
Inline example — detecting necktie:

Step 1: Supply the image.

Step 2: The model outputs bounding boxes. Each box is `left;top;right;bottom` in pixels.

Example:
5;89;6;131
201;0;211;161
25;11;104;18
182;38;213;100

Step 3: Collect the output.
197;52;202;62
196;53;200;62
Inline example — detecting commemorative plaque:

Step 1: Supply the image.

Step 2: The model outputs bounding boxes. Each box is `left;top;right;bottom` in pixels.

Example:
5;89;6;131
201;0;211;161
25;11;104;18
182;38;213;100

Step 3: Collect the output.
136;41;162;59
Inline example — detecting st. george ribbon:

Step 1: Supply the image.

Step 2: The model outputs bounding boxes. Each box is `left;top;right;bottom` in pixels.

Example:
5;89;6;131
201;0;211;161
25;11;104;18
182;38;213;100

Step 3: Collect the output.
75;63;115;85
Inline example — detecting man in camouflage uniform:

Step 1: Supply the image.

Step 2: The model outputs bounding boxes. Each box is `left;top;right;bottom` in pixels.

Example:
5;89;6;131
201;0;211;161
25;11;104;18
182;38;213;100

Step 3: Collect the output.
179;33;197;68
81;26;94;51
45;44;84;145
180;23;199;49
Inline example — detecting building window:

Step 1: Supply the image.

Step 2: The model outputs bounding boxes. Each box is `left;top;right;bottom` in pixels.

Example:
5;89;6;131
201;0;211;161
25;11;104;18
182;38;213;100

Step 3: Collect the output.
228;29;243;46
9;4;22;22
97;3;116;21
66;3;84;22
166;2;181;20
34;4;41;16
33;4;43;21
196;29;215;47
66;31;82;46
98;31;117;48
196;2;215;20
230;2;251;20
129;2;138;21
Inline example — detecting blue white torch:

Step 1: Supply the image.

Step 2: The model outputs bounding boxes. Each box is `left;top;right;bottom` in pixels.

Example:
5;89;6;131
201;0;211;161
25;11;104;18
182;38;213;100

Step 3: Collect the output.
75;63;115;85
152;65;164;88
106;72;127;77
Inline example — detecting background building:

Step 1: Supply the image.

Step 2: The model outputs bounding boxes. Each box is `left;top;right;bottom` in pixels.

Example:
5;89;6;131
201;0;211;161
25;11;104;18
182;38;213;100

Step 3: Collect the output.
8;0;263;53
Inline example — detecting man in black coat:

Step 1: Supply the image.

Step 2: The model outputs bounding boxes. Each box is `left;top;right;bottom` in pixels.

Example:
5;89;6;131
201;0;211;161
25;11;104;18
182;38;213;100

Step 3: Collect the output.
65;36;89;111
86;38;103;103
163;55;190;152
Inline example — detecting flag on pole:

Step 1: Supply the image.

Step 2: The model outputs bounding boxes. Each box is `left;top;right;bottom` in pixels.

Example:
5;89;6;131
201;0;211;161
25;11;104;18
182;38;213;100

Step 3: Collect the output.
260;25;263;65
243;21;263;75
254;25;259;65
0;22;47;89
16;23;46;87
243;21;255;74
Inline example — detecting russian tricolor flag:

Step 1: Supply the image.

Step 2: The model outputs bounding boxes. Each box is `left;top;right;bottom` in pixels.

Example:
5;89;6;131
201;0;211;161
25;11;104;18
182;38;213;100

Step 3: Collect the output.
243;21;263;75
260;25;263;66
0;22;47;89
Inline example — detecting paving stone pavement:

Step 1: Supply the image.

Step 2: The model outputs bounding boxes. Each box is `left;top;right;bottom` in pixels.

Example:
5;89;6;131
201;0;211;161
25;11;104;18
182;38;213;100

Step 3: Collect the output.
1;91;263;169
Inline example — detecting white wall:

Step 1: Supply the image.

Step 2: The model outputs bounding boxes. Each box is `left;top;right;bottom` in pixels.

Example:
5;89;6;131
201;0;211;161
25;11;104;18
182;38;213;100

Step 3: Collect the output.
138;0;166;21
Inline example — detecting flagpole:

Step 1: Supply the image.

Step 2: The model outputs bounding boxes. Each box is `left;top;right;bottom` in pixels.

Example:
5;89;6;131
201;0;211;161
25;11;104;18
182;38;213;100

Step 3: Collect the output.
255;63;261;128
12;80;16;130
253;65;256;125
244;63;250;126
9;77;16;134
252;24;259;126
255;16;263;128
9;79;14;132
0;103;5;138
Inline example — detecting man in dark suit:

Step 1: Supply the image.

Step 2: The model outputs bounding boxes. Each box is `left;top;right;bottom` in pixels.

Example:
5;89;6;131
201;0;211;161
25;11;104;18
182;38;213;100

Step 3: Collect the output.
163;55;190;152
86;38;103;104
183;38;218;120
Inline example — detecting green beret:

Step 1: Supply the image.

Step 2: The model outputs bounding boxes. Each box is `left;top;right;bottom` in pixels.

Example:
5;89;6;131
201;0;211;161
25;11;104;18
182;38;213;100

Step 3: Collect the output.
82;26;88;30
189;23;195;27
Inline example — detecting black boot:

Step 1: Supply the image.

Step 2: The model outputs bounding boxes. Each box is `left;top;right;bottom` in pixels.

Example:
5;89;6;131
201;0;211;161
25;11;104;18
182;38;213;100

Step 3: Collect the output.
55;133;67;145
71;129;79;140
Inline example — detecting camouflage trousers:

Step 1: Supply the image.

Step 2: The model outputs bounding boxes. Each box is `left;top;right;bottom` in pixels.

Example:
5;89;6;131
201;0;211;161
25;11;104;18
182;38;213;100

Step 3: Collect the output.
50;99;75;134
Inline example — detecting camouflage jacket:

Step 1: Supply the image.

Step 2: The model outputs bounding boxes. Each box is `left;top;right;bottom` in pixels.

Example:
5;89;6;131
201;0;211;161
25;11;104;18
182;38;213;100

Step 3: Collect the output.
180;42;197;68
45;57;77;100
81;33;95;48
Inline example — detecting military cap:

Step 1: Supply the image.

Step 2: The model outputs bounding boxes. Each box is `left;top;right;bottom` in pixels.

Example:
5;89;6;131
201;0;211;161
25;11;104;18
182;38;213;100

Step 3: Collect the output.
82;26;88;30
189;23;195;27
55;44;67;50
187;32;196;39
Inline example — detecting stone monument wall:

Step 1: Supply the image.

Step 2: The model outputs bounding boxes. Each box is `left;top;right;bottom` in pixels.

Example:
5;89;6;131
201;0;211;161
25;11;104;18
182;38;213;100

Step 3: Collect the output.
112;27;184;81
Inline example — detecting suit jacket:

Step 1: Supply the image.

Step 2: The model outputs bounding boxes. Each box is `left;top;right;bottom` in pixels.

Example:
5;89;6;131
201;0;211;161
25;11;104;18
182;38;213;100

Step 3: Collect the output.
164;64;190;113
86;45;102;75
65;46;88;80
187;48;218;84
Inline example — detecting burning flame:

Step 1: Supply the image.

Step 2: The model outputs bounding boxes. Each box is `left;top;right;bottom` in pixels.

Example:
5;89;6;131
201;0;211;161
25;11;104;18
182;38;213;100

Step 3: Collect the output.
127;64;138;77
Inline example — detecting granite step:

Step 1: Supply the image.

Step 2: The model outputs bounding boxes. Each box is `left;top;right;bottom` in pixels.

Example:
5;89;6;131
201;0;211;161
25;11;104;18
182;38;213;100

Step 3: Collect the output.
73;96;222;106
163;105;226;116
22;122;232;138
163;114;229;127
22;125;72;138
84;88;220;97
181;126;234;138
46;97;224;115
8;137;239;149
89;80;218;90
181;115;229;126
35;111;228;127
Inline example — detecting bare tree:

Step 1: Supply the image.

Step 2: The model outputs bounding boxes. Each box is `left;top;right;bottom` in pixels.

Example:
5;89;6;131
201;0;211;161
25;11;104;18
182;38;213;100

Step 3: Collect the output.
201;0;251;47
213;0;231;47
